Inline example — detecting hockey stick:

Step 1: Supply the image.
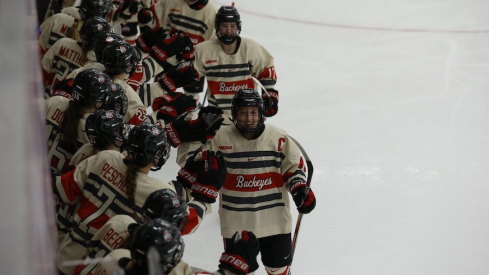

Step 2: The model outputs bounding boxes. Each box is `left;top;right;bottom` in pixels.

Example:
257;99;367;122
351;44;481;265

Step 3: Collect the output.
288;135;314;266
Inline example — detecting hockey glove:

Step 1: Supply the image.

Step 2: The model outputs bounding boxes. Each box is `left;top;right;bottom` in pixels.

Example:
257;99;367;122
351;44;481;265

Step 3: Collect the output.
198;106;224;143
290;182;316;214
137;7;154;25
262;89;279;117
176;151;203;188
149;34;185;65
164;116;207;147
191;151;227;203
135;27;166;53
219;231;260;275
184;76;205;94
156;64;198;93
154;93;197;123
180;36;195;61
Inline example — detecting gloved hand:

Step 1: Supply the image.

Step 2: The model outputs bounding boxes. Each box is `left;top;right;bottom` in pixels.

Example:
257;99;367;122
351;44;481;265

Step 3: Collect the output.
137;7;154;25
190;151;227;203
180;36;195;61
135;27;167;53
156;64;197;93
164;115;207;147
183;76;205;94
150;34;186;65
290;182;316;214
198;106;224;143
219;231;260;275
262;89;279;117
153;93;196;123
176;151;202;188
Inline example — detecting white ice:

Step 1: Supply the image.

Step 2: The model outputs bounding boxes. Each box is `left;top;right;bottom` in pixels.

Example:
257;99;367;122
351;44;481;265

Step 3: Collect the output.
152;0;489;274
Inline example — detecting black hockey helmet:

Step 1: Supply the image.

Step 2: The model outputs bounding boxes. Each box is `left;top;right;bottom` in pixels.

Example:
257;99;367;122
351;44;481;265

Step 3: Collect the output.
143;189;188;232
102;83;128;117
93;32;126;62
129;218;184;274
101;41;141;76
126;123;170;171
85;109;126;150
78;0;112;21
215;5;241;44
72;68;112;107
231;88;265;136
79;16;112;47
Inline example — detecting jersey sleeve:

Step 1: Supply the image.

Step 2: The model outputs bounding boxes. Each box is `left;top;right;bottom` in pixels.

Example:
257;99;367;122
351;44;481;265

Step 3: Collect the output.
52;156;92;205
281;136;308;190
168;179;212;235
250;42;277;91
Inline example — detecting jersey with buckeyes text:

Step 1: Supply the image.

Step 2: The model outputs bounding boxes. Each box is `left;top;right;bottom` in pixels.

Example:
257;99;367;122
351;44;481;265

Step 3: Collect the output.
193;37;277;116
202;123;307;238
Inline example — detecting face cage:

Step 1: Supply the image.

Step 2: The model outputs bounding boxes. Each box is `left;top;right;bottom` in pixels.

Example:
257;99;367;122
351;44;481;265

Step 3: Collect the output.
231;105;264;136
160;241;184;275
150;141;171;171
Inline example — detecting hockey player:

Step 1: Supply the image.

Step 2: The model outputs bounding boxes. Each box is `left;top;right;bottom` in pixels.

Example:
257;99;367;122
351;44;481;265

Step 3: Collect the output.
39;0;112;55
193;5;279;117
55;108;127;251
46;68;112;174
181;89;316;275
41;16;111;98
74;189;188;275
53;122;226;274
90;218;261;275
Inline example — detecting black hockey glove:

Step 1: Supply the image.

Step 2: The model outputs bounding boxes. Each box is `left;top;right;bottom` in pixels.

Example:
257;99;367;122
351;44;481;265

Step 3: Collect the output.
219;231;260;275
153;93;197;123
180;36;195;61
156;63;198;93
191;151;227;203
136;27;167;53
184;76;205;94
262;89;279;117
164;116;207;147
150;33;186;65
137;7;154;25
290;182;316;214
176;151;202;188
198;106;224;143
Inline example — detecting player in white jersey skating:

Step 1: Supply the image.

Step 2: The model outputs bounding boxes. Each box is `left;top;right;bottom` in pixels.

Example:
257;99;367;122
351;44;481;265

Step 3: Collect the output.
193;5;279;117
181;89;317;275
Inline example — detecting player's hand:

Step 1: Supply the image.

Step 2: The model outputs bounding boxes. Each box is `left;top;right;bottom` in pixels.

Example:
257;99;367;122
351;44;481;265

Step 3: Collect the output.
290;182;316;214
191;151;227;203
262;89;279;117
164;115;207;147
198;106;224;143
219;231;260;275
156;63;198;93
136;27;166;53
153;92;196;123
150;34;186;64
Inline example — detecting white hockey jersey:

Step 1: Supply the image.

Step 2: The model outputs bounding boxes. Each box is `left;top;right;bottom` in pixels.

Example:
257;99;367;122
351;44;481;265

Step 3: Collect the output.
193;37;277;116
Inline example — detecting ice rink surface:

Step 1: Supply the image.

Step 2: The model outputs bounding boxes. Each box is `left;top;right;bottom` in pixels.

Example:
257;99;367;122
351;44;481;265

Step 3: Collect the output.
151;0;489;274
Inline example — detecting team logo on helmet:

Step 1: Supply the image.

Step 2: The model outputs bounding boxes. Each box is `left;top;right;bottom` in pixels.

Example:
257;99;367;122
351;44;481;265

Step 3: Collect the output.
98;75;106;83
172;197;180;207
106;36;114;42
164;230;172;242
105;111;113;118
151;127;160;135
98;0;104;6
120;46;127;53
96;24;103;31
